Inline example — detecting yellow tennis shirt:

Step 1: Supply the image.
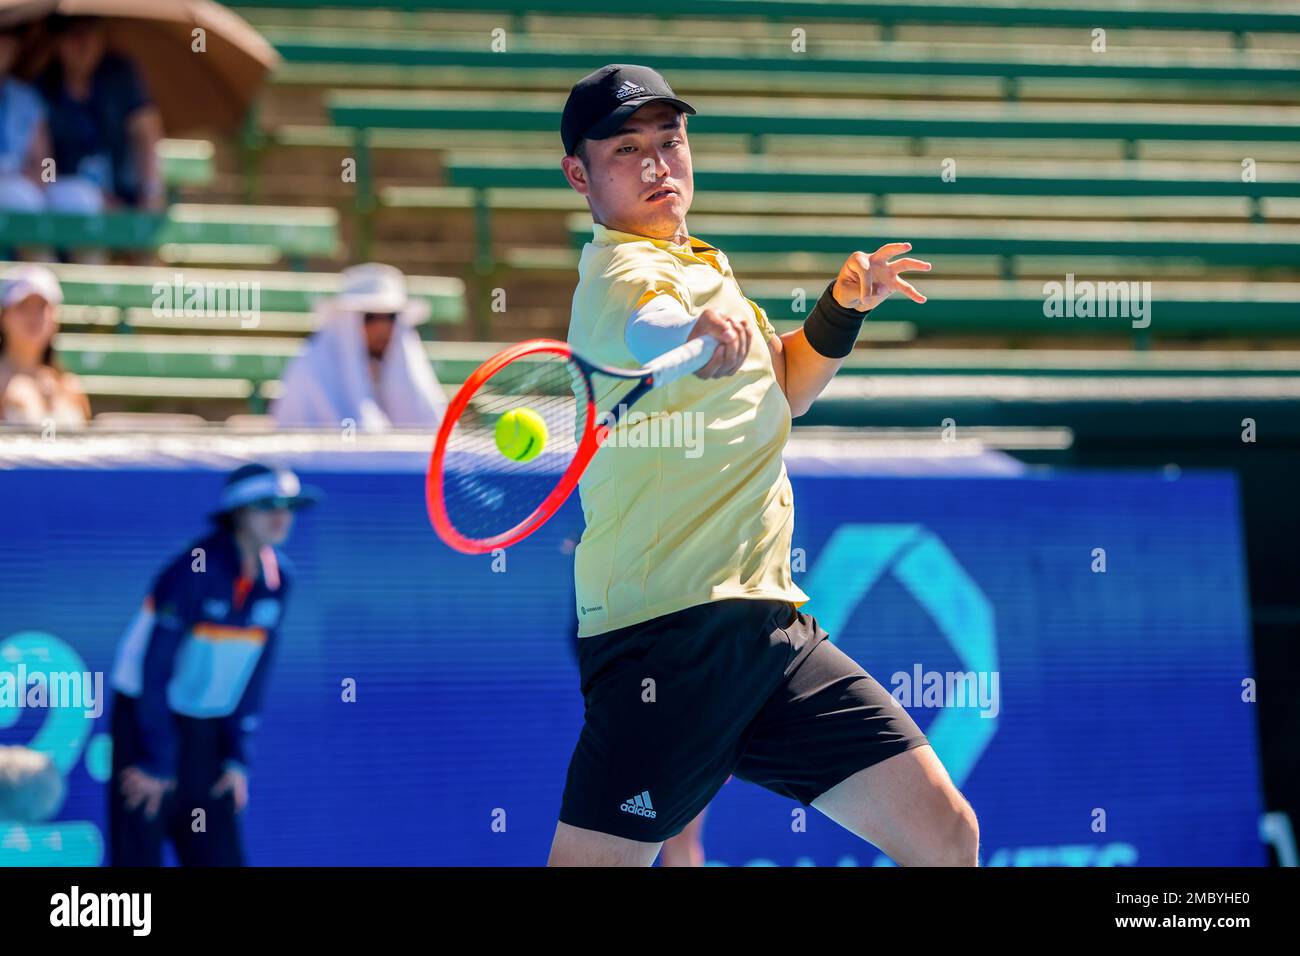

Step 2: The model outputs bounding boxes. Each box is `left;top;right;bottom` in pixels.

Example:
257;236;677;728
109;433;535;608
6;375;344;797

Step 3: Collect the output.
568;221;810;637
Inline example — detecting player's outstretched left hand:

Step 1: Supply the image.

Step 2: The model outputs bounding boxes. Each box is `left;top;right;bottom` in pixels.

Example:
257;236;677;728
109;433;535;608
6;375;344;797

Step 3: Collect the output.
832;243;932;312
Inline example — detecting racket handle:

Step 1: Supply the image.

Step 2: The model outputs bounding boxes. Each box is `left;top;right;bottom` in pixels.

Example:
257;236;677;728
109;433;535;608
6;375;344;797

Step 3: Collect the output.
646;334;718;388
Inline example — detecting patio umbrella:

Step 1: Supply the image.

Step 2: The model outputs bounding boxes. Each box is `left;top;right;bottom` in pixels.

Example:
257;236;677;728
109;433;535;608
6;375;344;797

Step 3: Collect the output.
2;0;279;134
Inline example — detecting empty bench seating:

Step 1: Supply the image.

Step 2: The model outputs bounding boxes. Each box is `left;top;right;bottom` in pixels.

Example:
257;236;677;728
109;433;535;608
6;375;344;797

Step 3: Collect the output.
158;139;216;190
52;330;1300;415
0;205;339;267
325;92;1300;228
565;214;1300;271
276;33;1300;87
55;334;485;412
12;261;467;335
232;0;1300;39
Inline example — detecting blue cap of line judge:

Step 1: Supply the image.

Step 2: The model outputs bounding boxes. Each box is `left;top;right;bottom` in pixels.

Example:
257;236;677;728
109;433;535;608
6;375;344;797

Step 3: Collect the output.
208;463;323;525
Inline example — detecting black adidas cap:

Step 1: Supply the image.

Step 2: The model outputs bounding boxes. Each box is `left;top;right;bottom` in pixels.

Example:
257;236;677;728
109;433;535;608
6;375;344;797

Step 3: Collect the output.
561;64;696;157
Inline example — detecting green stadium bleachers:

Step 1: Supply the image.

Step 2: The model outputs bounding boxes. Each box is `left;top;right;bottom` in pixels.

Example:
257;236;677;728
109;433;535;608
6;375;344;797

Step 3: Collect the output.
2;0;1296;418
316;89;1300;275
232;0;1300;38
158;139;216;191
31;261;466;330
569;213;1300;266
745;279;1300;343
442;154;1300;203
412;155;1300;290
0;204;339;268
328;92;1300;149
53;326;1300;420
270;34;1300;91
55;333;485;413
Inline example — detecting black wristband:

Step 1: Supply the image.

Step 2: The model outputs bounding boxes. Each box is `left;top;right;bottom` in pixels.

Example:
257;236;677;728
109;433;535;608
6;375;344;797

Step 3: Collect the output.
803;281;870;359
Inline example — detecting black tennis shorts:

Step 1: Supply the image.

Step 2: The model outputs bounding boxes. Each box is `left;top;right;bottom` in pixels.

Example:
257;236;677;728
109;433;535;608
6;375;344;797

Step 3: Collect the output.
558;597;930;843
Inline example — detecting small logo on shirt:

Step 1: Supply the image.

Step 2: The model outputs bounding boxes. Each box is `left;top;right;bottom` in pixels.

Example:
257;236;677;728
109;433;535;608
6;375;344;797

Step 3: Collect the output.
202;598;230;620
615;81;647;101
619;791;657;819
249;598;282;628
156;602;182;629
579;605;604;616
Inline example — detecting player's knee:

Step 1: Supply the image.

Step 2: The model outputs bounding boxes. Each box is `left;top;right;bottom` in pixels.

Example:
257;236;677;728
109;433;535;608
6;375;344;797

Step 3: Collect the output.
894;790;979;867
547;821;661;867
930;798;979;867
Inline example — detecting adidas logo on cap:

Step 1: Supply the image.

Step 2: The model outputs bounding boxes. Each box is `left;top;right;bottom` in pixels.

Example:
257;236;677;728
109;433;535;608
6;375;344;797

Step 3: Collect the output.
615;80;648;101
619;790;657;819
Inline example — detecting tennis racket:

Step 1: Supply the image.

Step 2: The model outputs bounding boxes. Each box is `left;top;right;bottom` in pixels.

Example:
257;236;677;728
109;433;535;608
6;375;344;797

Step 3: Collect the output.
426;334;718;554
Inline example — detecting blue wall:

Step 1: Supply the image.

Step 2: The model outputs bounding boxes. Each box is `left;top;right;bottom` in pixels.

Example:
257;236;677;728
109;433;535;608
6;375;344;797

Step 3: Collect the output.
0;463;1265;865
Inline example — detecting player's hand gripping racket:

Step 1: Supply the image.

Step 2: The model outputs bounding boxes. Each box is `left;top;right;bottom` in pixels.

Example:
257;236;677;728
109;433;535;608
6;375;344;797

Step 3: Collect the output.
426;335;717;553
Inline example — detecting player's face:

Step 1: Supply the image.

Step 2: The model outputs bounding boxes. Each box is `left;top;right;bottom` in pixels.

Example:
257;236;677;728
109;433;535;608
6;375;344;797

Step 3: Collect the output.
562;102;693;241
241;506;294;547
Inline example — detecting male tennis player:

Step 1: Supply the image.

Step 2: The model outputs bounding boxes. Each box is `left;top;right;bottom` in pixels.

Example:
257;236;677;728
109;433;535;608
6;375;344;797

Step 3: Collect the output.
553;64;978;867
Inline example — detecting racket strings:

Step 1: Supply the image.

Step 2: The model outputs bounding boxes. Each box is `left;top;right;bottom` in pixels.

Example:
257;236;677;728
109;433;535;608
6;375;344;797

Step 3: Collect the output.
439;352;589;543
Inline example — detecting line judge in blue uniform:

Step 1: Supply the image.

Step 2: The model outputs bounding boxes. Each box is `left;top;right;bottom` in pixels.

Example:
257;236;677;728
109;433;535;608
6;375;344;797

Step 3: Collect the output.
106;463;320;866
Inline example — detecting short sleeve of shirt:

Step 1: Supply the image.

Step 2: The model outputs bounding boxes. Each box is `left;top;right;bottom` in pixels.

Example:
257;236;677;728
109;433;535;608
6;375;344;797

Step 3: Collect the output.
604;245;692;320
745;297;778;340
105;55;152;117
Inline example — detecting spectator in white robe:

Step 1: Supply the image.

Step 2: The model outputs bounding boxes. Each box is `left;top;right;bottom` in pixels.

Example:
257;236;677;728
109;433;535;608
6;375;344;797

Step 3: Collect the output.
272;263;448;431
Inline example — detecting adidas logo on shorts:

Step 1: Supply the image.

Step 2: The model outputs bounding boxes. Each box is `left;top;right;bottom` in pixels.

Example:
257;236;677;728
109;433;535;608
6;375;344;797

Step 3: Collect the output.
619;790;657;819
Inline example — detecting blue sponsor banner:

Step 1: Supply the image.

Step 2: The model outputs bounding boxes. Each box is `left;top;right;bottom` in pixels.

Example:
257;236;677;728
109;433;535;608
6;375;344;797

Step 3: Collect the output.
0;461;1264;865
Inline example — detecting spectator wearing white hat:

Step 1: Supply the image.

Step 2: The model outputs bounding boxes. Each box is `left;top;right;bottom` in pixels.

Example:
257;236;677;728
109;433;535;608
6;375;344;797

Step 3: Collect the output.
271;263;448;431
0;263;89;426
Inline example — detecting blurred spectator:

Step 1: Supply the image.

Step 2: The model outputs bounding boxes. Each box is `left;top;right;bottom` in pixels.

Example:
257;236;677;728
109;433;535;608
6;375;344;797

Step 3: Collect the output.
273;263;449;431
36;15;163;213
107;462;318;866
0;745;64;823
0;23;53;213
0;263;89;426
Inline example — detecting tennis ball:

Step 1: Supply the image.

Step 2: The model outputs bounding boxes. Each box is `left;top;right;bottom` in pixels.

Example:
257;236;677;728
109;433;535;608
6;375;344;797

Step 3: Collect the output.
494;407;548;463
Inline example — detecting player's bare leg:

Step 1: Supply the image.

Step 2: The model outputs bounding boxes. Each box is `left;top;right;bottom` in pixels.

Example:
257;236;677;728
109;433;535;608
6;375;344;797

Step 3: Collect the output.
658;806;708;867
547;821;662;866
811;744;979;866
